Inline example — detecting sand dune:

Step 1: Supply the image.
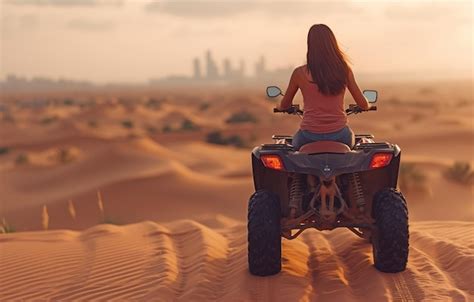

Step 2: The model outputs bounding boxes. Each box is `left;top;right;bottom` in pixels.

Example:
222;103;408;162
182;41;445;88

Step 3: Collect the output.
1;219;472;301
0;137;253;231
1;82;472;300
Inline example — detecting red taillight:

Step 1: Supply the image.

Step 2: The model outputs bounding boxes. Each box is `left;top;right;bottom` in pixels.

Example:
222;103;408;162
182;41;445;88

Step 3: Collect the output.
261;154;284;171
370;153;393;169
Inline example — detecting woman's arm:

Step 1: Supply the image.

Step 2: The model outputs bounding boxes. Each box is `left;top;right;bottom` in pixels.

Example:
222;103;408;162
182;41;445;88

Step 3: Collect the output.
347;68;370;110
278;68;299;110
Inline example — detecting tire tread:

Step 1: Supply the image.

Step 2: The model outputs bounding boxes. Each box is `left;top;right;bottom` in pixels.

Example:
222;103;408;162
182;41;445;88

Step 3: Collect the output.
248;190;282;276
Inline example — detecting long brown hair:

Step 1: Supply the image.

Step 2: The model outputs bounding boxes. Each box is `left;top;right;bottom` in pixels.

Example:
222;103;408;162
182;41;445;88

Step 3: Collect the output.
306;24;350;96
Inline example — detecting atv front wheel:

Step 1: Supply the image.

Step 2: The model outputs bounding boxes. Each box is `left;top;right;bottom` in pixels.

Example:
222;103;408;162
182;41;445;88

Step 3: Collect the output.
248;190;281;276
372;188;409;273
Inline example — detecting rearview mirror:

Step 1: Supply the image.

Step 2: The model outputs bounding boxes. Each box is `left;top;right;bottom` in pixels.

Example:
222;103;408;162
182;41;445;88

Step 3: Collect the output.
266;86;283;98
363;90;378;103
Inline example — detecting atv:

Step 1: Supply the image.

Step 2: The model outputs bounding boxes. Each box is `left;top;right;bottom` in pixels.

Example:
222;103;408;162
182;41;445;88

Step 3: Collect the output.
248;86;408;276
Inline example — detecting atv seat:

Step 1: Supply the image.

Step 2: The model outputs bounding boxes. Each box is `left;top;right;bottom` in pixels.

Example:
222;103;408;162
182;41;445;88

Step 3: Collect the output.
299;141;351;154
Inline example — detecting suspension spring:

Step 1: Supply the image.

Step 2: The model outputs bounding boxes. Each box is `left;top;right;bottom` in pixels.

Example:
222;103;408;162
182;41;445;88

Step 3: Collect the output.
289;174;304;213
350;173;366;210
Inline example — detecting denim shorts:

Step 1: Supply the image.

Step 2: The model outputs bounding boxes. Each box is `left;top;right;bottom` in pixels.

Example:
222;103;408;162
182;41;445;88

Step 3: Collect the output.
292;126;355;150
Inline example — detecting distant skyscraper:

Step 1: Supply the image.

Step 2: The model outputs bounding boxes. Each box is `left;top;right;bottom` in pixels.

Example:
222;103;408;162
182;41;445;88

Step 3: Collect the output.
238;59;246;78
205;50;219;80
255;55;266;77
193;58;201;79
223;58;232;79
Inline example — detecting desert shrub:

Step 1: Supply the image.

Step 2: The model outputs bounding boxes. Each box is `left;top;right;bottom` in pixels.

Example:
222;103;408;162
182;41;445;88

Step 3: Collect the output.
206;131;226;145
0;147;9;155
206;131;246;148
88;120;98;128
162;124;173;133
226;135;245;148
443;161;474;185
399;163;427;193
15;153;29;165
121;120;134;129
145;98;162;110
40;116;57;125
58;148;74;163
225;111;258;124
0;219;15;234
181;119;199;131
63;98;74;106
199;102;210;111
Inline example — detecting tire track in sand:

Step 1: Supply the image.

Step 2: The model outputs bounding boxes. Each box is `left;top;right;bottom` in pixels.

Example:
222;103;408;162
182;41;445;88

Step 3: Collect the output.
1;221;472;301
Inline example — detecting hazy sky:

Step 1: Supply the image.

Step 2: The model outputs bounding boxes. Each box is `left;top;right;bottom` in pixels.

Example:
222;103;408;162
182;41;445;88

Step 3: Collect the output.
0;0;472;83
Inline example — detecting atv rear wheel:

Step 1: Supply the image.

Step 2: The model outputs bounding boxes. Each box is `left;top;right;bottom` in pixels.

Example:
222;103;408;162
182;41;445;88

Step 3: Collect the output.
372;188;409;273
248;190;281;276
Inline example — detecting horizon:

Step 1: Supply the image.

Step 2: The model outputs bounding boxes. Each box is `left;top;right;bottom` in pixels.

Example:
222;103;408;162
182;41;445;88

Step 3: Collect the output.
1;0;472;84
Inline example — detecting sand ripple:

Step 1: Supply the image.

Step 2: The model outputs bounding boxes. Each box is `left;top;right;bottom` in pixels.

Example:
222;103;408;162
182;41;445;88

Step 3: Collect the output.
1;220;473;301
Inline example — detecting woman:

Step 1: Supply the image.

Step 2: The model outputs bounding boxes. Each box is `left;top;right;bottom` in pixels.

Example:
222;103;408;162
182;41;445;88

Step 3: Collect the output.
277;24;371;150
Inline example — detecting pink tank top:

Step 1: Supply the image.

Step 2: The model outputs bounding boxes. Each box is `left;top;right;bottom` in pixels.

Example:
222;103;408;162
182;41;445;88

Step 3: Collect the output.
298;67;347;134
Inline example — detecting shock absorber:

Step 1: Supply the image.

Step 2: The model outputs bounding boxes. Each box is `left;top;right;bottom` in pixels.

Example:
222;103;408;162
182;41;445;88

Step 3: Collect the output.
289;174;304;218
350;172;366;211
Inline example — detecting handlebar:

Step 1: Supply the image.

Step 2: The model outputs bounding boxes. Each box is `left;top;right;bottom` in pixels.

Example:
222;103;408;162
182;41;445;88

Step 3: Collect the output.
273;105;303;115
346;105;377;115
274;104;377;116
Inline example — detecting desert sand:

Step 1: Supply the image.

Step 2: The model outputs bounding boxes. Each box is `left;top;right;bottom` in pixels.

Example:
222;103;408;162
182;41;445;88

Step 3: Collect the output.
1;219;473;301
0;81;473;300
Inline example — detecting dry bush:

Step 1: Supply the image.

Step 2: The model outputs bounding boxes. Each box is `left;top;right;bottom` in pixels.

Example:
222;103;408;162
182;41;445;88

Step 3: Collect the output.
63;98;75;106
181;119;199;131
15;153;29;165
96;190;120;225
0;146;9;155
443;162;474;185
399;163;428;193
40;116;58;125
199;102;210;111
225;111;258;124
42;205;49;230
162;124;173;133
58;148;74;164
0;218;15;234
206;131;245;148
121;120;134;129
145;98;162;110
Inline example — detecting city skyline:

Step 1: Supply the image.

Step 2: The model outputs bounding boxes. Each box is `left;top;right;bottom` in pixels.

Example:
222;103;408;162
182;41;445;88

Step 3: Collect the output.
2;50;288;87
1;1;472;83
